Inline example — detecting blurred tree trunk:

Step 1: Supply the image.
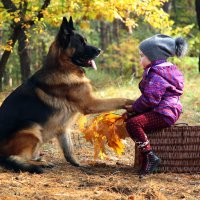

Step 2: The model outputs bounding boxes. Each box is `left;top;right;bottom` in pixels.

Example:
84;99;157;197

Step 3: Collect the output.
100;21;110;50
113;19;120;45
172;0;177;21
100;21;107;50
195;0;200;73
41;39;46;65
0;27;20;91
113;19;125;76
34;38;46;71
187;0;193;7
0;28;2;55
108;25;112;45
18;30;31;82
0;0;50;91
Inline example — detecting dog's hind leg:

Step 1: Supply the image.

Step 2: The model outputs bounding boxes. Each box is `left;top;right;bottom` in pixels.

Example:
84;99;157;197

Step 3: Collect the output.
0;124;44;173
57;130;80;167
30;143;55;169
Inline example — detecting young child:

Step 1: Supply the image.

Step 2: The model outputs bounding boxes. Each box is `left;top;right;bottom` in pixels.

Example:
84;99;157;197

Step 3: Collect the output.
125;34;187;176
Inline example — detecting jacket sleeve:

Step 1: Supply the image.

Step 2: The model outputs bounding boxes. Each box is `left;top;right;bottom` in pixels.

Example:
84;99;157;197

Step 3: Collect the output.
133;72;167;113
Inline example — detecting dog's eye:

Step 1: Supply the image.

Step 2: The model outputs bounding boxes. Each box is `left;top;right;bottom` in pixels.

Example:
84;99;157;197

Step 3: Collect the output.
81;38;86;46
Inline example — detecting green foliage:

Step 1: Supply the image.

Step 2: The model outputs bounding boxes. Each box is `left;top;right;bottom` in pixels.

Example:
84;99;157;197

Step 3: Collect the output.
100;37;141;77
168;0;200;57
84;68;119;90
170;57;199;75
181;73;200;125
188;32;200;57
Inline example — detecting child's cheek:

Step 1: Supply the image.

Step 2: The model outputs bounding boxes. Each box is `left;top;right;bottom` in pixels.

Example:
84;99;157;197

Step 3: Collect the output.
140;61;143;67
140;58;145;68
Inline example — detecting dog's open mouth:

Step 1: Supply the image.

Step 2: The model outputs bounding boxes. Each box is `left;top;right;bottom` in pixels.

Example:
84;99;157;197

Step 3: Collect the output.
72;56;98;70
87;60;97;70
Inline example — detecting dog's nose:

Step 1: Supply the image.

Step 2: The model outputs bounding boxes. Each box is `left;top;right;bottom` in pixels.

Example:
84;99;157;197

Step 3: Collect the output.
96;48;101;54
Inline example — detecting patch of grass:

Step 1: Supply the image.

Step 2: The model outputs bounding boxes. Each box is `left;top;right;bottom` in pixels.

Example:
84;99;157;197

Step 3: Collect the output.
180;74;200;125
85;68;120;90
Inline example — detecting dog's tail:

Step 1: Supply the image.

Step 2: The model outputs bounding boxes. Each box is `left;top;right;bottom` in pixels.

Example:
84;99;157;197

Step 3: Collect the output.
0;156;43;174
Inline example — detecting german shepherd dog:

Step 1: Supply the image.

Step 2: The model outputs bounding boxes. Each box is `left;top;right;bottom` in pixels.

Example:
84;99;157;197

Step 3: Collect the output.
0;17;133;173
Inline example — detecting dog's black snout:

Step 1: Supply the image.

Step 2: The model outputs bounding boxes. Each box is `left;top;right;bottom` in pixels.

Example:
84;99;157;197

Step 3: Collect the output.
96;48;101;54
86;45;101;58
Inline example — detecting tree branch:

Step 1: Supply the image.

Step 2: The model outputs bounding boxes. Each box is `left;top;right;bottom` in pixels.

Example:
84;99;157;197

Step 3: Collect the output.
1;0;18;12
2;0;51;29
26;0;51;26
0;0;51;90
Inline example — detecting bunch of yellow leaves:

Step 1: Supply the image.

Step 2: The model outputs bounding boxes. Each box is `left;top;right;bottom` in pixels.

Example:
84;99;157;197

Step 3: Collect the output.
79;113;129;159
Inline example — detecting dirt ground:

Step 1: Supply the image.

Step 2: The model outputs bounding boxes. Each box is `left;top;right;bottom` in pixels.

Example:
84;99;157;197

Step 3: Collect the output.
0;132;200;200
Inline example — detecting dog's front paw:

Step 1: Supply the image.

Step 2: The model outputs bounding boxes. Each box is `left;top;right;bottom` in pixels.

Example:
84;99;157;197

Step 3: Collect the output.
40;162;55;169
71;161;81;167
67;157;81;167
124;99;135;106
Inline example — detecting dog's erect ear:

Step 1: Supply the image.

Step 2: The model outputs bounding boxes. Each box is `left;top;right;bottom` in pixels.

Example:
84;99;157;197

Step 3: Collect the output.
69;16;75;30
57;17;74;48
61;17;74;35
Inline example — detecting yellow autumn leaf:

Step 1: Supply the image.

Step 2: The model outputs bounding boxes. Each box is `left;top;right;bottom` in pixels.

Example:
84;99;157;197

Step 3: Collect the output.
79;115;88;131
99;151;107;159
14;17;20;23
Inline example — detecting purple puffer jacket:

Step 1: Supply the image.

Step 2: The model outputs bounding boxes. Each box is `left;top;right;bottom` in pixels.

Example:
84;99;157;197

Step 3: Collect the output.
133;60;184;125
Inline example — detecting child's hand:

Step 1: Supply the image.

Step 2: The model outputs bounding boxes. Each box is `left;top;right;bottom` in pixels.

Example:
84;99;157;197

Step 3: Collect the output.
122;111;138;121
122;112;129;120
124;105;134;113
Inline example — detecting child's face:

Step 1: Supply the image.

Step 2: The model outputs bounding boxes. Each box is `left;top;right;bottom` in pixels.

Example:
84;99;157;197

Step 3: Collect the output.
139;50;151;69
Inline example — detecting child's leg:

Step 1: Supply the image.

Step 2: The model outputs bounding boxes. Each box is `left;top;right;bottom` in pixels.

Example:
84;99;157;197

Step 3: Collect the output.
126;111;169;152
126;111;170;175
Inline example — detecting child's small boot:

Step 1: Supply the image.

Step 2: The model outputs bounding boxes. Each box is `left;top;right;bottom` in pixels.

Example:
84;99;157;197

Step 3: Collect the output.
139;150;161;176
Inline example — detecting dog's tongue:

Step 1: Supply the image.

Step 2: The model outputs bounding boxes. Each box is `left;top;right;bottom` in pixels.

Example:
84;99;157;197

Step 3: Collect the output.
90;60;97;70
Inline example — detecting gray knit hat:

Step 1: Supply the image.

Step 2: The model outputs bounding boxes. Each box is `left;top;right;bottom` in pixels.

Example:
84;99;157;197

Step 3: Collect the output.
139;34;188;61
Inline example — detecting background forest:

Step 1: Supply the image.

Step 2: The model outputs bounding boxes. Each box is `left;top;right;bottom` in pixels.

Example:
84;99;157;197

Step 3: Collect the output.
0;0;199;90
